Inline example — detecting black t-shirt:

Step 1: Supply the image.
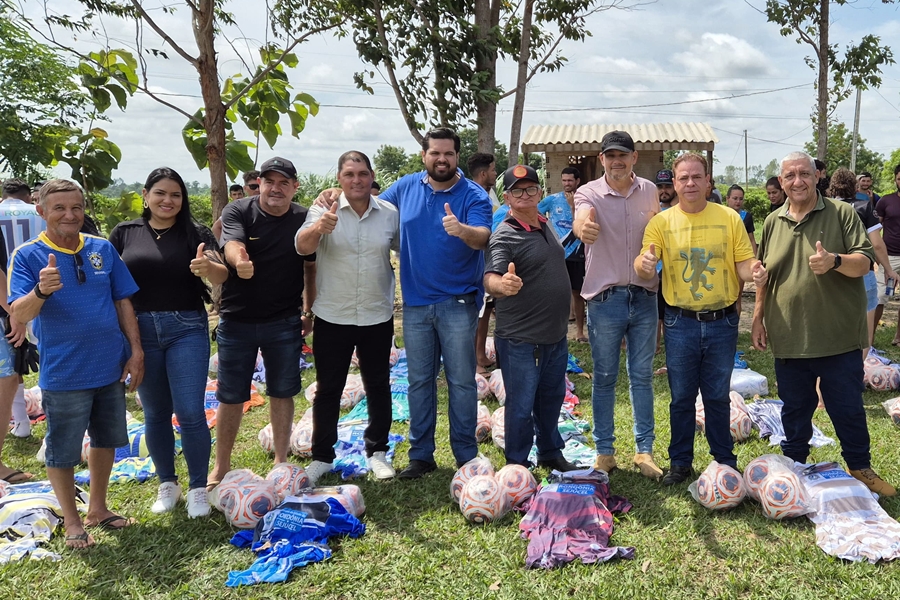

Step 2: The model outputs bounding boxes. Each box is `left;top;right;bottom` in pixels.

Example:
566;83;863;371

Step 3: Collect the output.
220;196;315;323
109;219;218;312
840;196;880;272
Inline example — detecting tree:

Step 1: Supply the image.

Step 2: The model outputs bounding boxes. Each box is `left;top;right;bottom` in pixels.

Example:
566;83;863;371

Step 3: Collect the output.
374;145;412;180
764;0;895;161
458;129;508;177
879;148;900;193
21;0;343;218
721;165;741;186
804;121;883;177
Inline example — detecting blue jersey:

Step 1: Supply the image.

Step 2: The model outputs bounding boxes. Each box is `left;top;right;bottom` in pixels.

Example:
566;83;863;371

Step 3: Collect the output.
8;232;138;391
492;205;509;232
537;192;581;259
380;170;492;308
0;199;46;258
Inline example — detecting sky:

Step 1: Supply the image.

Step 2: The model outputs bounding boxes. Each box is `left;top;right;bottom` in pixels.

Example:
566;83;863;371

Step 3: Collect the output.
27;0;900;186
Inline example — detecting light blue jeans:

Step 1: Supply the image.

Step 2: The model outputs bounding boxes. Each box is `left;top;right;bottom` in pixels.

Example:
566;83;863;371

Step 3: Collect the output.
402;293;478;465
587;286;658;455
137;310;211;490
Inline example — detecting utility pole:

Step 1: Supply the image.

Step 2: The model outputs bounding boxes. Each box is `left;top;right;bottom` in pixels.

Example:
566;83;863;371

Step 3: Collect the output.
850;87;862;172
744;129;749;188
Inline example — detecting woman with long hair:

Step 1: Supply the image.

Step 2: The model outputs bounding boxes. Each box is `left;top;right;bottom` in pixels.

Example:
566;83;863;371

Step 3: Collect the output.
109;167;228;518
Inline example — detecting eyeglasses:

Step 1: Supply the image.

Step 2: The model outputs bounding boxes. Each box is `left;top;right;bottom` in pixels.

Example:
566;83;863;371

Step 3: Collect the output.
248;184;259;190
509;186;540;198
781;171;814;183
74;253;86;285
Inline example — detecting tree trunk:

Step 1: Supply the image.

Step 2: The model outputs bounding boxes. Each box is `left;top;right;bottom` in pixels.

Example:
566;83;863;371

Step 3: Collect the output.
508;0;534;167
194;0;228;220
816;0;829;162
474;0;501;154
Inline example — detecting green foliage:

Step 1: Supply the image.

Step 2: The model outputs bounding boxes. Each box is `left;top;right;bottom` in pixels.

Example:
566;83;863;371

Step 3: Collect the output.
458;128;508;177
803;121;884;180
879;148;900;193
662;150;684;170
743;187;771;223
91;191;142;235
56;127;123;193
721;160;780;187
295;173;339;207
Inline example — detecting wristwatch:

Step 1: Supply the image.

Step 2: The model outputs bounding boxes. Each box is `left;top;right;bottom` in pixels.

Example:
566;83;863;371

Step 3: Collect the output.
33;283;52;300
831;253;842;271
302;311;314;319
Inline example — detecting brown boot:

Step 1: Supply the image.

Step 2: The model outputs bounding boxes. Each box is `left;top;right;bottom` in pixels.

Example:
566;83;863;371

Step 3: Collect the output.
849;467;897;497
593;454;617;474
633;453;663;480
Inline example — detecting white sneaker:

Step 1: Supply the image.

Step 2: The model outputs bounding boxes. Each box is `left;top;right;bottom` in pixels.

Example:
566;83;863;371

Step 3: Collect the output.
10;421;30;438
305;460;333;487
186;487;211;518
367;451;396;480
151;481;183;514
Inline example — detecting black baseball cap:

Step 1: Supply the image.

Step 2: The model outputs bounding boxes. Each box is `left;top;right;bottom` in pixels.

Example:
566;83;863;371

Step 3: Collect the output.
600;130;635;154
259;157;297;180
655;169;674;185
502;165;540;191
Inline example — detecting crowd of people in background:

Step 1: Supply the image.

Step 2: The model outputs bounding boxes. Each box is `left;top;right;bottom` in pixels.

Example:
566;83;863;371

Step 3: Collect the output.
1;126;898;550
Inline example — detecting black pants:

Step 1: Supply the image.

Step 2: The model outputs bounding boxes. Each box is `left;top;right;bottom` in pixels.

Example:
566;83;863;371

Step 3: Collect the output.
311;317;394;462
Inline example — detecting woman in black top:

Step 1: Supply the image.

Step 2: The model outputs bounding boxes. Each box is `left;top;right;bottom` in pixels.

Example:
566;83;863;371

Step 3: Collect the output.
109;167;228;518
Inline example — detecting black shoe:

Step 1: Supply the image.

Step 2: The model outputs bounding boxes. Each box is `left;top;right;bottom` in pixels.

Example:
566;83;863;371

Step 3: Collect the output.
662;465;694;486
398;459;438;479
537;456;580;472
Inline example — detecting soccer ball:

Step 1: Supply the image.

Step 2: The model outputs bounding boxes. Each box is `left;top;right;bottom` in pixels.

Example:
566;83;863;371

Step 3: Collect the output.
290;424;313;458
491;406;505;450
24;386;42;417
759;471;808;520
867;364;900;391
496;464;537;508
474;373;490;400
695;396;706;433
81;431;91;463
743;457;771;502
341;374;366;410
484;338;496;363
694;463;745;510
266;462;310;501
258;423;274;454
459;475;508;523
211;469;265;511
450;457;495;502
730;410;753;443
489;370;505;405
475;402;492;443
222;482;277;529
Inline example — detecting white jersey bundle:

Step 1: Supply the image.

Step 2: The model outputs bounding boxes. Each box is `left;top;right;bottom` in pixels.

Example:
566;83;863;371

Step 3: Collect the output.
730;368;768;397
796;462;900;563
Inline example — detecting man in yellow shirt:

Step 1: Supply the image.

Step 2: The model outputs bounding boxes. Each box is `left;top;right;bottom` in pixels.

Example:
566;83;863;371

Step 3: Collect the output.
636;153;766;485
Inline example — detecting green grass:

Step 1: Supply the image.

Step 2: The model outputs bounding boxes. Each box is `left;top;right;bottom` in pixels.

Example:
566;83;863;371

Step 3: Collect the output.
3;314;900;599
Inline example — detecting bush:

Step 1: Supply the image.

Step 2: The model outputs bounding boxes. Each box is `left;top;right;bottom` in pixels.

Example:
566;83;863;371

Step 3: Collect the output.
743;188;770;223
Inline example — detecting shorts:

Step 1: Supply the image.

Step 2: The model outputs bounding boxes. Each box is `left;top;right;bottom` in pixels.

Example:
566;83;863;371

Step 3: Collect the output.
216;314;304;404
42;381;128;469
864;271;878;312
565;259;585;292
875;255;900;304
0;322;16;378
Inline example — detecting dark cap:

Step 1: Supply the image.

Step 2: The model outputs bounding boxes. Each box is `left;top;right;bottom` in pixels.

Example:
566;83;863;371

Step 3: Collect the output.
655;169;674;185
502;164;540;191
600;130;635;154
259;156;297;180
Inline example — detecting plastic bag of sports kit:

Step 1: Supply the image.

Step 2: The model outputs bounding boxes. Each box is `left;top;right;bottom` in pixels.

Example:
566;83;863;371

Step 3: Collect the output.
730;368;768;397
882;396;900;426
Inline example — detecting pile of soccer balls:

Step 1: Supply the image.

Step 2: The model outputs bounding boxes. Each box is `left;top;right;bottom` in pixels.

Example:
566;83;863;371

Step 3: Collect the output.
451;456;538;524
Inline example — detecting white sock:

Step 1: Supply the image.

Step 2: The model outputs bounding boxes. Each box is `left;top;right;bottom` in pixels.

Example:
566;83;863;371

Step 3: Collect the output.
11;383;27;424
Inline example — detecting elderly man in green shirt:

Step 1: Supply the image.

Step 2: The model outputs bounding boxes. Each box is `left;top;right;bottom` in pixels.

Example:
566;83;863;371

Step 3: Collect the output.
752;151;895;497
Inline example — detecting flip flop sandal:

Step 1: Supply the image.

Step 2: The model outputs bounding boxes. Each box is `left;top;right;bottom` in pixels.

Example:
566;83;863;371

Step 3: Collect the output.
1;469;33;484
65;531;93;549
91;514;134;530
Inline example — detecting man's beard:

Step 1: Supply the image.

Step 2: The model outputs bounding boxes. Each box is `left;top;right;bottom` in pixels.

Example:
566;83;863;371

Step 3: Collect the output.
428;165;456;182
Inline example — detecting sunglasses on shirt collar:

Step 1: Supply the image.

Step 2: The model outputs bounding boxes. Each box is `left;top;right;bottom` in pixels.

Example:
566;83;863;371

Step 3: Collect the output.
74;253;86;284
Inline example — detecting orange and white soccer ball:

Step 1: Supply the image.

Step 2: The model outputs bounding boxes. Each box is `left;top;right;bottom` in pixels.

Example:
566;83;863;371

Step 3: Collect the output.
459;475;508;523
743;457;771;501
496;464;537;508
694;463;745;510
258;423;275;454
484;337;496;363
24;386;42;417
266;462;310;502
489;370;505;405
868;365;900;391
759;471;808;520
222;483;278;529
81;431;91;464
450;457;495;502
491;406;505;450
341;374;366;410
730;410;753;443
475;402;492;443
290;424;313;458
474;373;491;400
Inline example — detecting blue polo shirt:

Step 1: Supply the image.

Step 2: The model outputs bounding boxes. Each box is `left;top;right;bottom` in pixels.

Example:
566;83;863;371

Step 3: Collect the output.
8;232;139;391
537;192;581;259
380;169;492;307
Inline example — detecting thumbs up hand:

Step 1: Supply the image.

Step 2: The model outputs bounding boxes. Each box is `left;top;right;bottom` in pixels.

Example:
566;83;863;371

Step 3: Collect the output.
808;241;834;275
501;262;523;296
639;243;659;277
317;202;339;235
751;259;768;287
442;202;463;237
236;246;254;279
580;207;600;244
38;253;62;296
190;243;210;279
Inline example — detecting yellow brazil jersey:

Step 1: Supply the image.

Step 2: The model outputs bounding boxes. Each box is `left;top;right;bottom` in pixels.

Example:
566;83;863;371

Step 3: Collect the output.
642;202;755;311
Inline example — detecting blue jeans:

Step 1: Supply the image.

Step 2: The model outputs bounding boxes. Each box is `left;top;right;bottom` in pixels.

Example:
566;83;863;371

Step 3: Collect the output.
137;310;211;490
663;307;739;469
403;293;478;465
587;286;657;455
494;335;568;466
774;350;871;470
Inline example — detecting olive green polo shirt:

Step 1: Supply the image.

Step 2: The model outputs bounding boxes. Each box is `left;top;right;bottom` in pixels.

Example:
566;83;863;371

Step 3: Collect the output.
758;193;874;359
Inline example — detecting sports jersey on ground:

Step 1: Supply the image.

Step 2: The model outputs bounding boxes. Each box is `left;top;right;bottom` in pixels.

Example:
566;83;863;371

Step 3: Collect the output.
537;192;581;259
642;202;754;311
0;199;45;258
8;232;139;391
220;196;315;323
379;169;492;307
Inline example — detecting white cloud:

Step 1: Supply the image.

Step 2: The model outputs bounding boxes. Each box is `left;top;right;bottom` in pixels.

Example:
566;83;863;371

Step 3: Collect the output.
672;33;776;79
